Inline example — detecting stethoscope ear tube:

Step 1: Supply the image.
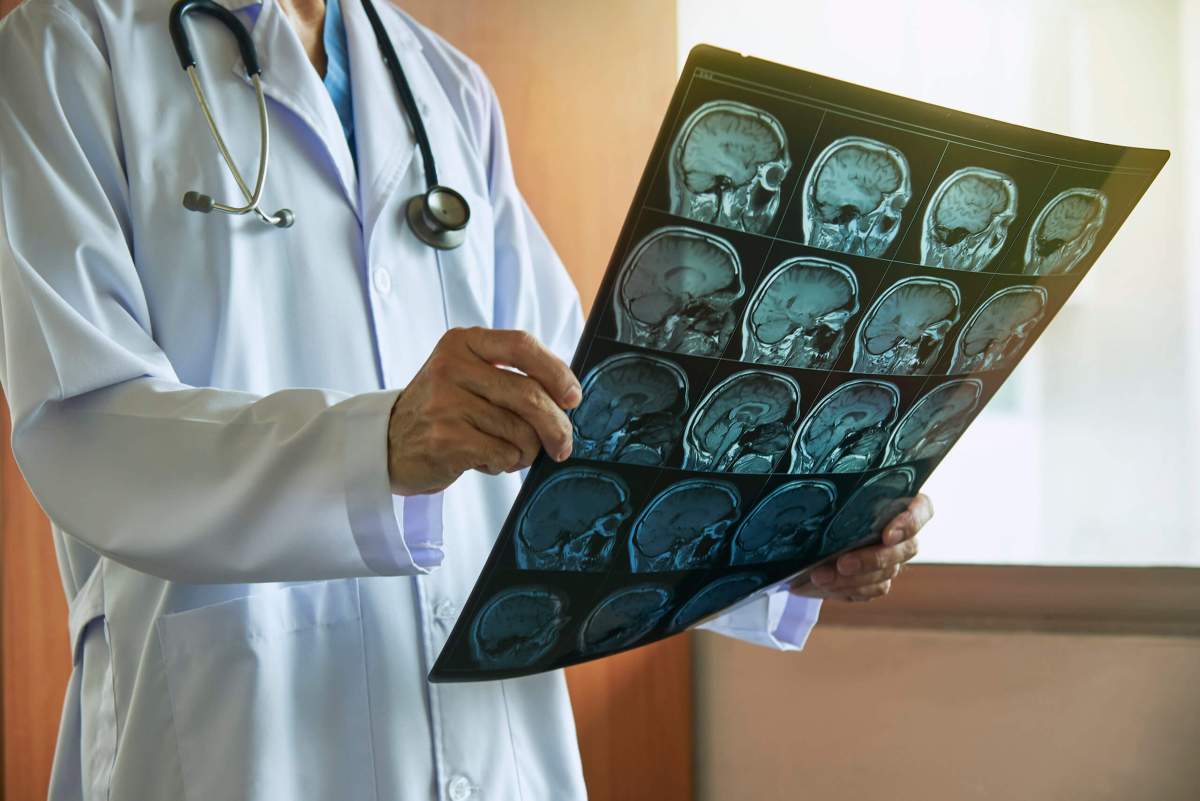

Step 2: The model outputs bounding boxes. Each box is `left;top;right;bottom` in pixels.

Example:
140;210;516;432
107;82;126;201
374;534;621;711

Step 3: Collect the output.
171;0;292;227
169;0;262;75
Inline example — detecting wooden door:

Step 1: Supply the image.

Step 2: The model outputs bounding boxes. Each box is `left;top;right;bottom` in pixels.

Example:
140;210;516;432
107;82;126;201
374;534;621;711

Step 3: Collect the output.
0;2;691;799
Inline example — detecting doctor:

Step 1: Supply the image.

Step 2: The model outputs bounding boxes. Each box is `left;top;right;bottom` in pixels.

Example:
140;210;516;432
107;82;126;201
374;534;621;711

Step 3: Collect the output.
0;0;931;798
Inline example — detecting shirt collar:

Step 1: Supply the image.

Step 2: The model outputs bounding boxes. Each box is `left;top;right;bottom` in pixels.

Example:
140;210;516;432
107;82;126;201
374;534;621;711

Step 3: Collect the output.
212;0;261;11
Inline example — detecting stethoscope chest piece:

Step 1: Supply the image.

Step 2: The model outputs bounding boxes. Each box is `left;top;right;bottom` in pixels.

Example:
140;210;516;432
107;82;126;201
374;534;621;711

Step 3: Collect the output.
407;185;471;250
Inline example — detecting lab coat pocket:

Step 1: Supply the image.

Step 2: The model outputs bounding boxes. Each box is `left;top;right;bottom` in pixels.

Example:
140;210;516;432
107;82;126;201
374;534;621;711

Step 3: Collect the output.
157;580;378;801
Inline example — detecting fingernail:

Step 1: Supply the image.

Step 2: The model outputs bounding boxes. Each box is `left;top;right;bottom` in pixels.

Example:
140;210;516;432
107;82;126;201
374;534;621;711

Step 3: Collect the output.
557;446;572;462
563;386;582;408
838;555;861;575
811;567;834;586
885;527;904;545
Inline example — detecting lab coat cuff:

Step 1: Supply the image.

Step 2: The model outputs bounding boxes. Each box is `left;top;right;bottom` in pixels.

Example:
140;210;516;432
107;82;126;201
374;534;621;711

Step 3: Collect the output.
697;585;821;652
768;591;822;651
342;390;444;575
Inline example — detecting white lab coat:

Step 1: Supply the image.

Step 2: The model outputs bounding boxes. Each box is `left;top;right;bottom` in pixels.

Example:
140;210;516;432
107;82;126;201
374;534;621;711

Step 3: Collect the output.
0;0;821;798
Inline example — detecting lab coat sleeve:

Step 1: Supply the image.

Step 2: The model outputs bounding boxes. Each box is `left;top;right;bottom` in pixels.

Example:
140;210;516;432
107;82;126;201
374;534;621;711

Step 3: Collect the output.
0;3;428;584
473;69;585;362
699;588;822;651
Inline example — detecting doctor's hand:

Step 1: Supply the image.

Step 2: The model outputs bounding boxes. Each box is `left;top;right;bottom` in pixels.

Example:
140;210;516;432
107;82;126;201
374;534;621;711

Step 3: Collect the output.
387;327;582;496
789;494;933;603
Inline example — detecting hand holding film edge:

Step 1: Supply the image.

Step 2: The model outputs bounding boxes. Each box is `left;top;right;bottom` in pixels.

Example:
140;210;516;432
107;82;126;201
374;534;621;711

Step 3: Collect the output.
428;44;1169;682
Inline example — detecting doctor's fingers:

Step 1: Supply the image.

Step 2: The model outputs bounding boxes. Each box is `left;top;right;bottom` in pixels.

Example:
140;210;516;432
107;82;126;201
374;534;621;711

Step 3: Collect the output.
458;394;543;470
454;428;523;476
802;564;900;593
880;493;935;546
456;327;582;408
834;536;920;578
455;363;574;462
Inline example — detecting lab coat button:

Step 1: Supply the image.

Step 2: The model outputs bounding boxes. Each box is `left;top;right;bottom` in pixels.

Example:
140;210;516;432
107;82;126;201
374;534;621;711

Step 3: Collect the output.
372;268;392;295
447;775;474;801
434;599;459;622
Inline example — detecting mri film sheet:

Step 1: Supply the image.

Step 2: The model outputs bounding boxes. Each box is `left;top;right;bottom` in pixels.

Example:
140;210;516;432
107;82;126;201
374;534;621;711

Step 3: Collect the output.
430;47;1168;681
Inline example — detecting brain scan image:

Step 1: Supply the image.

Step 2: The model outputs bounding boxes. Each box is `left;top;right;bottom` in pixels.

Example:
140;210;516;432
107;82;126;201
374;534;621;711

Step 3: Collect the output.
682;370;801;473
613;226;745;356
669;573;767;632
741;257;860;369
572;354;689;466
730;480;837;565
789;380;900;474
850;276;961;375
578;585;673;654
515;468;632;572
669;100;792;234
882;379;982;466
948;285;1047;374
629;479;741;572
821;466;916;554
1024;188;1108;275
802;136;912;257
921;167;1018;271
469;587;569;670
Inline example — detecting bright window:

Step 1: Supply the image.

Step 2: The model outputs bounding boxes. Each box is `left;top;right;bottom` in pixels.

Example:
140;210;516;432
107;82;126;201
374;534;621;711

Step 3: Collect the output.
678;0;1200;565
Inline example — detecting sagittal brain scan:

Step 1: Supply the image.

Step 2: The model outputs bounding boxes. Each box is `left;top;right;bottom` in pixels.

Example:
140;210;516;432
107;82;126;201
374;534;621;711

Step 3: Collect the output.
730;480;837;565
948;285;1047;374
921;167;1018;271
670;573;767;632
789;380;900;474
629;479;741;572
572;354;689;465
882;379;982;466
613;226;744;356
669;100;792;234
469;587;569;669
578;585;673;654
515;468;632;572
1024;188;1108;275
851;276;961;375
802;136;912;257
682;370;801;472
741;257;860;369
431;52;1167;682
822;466;916;554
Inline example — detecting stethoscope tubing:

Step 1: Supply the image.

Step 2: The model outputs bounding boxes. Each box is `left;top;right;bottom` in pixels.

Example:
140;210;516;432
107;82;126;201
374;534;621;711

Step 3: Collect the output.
169;0;464;242
186;67;275;221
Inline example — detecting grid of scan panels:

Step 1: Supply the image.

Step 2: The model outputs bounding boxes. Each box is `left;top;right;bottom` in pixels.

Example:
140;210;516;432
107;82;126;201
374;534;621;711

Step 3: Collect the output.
431;65;1162;681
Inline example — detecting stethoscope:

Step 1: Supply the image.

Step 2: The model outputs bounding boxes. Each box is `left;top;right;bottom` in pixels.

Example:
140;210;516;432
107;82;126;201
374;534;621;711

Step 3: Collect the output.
167;0;471;249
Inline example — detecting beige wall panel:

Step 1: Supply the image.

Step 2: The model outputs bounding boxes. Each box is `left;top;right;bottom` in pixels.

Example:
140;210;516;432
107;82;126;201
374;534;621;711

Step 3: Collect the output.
696;627;1200;801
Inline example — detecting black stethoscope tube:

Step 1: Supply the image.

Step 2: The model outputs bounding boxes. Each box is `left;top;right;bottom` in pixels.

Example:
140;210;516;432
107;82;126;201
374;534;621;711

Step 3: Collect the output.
170;0;261;74
360;0;435;186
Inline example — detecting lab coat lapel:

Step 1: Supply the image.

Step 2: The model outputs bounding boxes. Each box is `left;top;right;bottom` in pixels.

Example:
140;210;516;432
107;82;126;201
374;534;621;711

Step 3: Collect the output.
340;0;421;244
218;0;360;217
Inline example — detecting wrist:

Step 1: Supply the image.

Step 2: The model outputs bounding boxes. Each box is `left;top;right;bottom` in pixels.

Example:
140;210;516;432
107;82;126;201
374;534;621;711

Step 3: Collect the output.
387;389;407;495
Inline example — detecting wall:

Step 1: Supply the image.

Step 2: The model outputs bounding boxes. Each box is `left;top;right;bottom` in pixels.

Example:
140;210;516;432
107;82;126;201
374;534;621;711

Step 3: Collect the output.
695;627;1200;800
1;408;69;801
